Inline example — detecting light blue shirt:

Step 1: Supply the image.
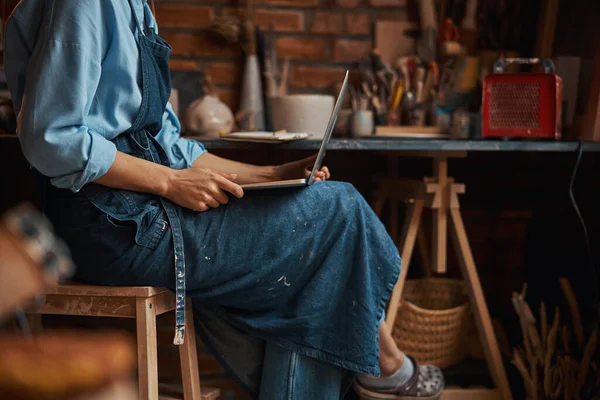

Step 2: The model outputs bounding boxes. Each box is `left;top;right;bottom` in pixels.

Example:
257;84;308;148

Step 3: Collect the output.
4;0;206;192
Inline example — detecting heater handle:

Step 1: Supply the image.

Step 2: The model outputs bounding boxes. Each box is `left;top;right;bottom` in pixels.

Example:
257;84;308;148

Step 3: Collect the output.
493;58;556;74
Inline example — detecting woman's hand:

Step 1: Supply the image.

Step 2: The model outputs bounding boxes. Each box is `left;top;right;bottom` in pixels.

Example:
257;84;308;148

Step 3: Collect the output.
274;154;331;182
165;165;244;212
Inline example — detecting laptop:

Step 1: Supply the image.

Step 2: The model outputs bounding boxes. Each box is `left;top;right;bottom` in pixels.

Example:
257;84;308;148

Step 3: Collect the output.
241;70;349;190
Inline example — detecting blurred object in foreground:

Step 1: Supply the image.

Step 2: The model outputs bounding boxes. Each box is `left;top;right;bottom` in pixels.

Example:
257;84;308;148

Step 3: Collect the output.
0;331;137;400
0;203;74;318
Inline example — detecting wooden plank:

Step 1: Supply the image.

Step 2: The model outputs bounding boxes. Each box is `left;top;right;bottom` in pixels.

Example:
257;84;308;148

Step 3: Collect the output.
534;0;560;60
432;158;448;274
179;303;202;400
29;295;136;318
375;21;417;64
137;297;159;400
154;291;177;315
441;388;501;400
583;37;600;141
45;284;169;298
449;208;512;400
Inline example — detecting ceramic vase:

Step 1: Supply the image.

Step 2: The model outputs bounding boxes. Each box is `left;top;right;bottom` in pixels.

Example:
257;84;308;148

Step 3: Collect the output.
239;55;265;131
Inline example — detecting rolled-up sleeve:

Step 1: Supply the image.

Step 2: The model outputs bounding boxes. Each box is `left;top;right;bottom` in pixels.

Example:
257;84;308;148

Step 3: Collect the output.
10;1;116;192
18;40;116;192
155;102;207;170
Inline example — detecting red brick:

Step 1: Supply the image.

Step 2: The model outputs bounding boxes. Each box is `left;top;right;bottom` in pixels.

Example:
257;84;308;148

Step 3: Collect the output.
222;8;304;32
369;0;407;6
346;13;371;35
276;37;328;60
337;0;362;6
311;12;344;34
162;32;242;57
291;66;347;89
254;9;305;32
169;59;201;71
207;63;242;85
154;5;213;28
259;0;319;6
333;39;371;62
375;10;410;21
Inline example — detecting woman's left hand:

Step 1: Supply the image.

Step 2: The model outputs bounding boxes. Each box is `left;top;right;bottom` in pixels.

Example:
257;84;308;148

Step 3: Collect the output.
274;154;331;182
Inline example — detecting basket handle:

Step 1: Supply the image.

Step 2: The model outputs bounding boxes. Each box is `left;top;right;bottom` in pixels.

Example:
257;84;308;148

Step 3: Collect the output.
493;57;556;74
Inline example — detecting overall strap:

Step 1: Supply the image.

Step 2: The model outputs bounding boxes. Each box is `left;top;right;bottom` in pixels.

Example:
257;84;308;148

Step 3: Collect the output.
126;0;147;36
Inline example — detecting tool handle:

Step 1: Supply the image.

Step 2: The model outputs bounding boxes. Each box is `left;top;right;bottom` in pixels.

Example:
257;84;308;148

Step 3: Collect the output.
493;57;556;74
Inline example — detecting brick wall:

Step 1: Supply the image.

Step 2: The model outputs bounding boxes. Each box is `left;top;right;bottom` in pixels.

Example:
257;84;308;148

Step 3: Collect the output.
155;0;416;112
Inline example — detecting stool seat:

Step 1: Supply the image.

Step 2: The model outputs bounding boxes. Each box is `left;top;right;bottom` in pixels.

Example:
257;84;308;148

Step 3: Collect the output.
26;283;220;400
44;284;169;297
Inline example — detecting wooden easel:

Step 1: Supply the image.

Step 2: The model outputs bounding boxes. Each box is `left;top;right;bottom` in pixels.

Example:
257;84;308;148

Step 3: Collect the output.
372;152;513;400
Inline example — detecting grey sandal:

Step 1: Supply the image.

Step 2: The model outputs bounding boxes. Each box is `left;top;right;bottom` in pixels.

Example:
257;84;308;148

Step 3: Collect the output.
354;357;444;400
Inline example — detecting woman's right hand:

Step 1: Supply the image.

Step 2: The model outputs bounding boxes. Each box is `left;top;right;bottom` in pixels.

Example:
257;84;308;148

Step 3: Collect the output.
165;166;244;212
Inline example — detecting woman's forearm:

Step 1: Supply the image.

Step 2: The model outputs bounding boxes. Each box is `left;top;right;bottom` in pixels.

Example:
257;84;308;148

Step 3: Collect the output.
95;151;173;196
192;153;276;184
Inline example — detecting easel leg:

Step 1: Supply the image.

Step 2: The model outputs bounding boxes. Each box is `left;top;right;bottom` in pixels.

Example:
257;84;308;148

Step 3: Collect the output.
386;199;424;330
372;192;386;218
432;158;448;274
449;208;512;400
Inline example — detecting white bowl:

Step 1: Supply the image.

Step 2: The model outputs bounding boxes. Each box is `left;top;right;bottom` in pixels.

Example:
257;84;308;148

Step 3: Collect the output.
271;95;335;139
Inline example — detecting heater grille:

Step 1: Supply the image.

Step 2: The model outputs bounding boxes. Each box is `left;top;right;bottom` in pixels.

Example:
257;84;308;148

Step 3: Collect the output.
488;82;540;129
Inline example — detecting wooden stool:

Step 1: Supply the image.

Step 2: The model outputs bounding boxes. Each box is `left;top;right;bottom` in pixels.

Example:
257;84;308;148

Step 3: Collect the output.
25;284;220;400
373;152;512;400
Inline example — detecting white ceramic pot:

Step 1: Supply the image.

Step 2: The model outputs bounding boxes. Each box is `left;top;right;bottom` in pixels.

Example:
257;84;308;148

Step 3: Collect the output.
183;95;234;137
271;95;335;139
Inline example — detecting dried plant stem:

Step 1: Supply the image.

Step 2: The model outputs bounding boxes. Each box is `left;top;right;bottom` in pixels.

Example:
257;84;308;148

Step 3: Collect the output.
549;365;563;399
513;349;534;397
513;292;534;365
560;277;585;348
541;302;548;351
576;329;598;394
531;355;539;400
522;298;543;360
562;325;571;354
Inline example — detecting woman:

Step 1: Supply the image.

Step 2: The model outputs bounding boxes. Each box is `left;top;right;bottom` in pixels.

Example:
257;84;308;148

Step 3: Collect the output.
5;1;443;399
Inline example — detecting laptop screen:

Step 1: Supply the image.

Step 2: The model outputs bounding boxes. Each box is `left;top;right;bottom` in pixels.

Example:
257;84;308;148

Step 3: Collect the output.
307;71;350;185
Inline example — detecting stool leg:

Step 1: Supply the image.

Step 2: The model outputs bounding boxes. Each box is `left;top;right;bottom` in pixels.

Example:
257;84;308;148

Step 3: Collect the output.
180;301;201;400
136;297;159;400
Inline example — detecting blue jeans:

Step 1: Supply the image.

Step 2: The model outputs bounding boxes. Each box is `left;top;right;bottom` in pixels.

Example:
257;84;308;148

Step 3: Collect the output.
260;342;345;400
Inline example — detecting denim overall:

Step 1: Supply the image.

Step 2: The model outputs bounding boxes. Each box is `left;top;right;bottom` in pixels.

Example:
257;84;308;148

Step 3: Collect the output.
40;0;402;397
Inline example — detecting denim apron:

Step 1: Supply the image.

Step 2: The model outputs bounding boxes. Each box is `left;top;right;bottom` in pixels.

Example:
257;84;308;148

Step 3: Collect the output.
40;0;401;396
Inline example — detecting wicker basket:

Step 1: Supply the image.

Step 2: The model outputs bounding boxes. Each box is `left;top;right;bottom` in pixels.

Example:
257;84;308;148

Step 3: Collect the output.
392;278;471;369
